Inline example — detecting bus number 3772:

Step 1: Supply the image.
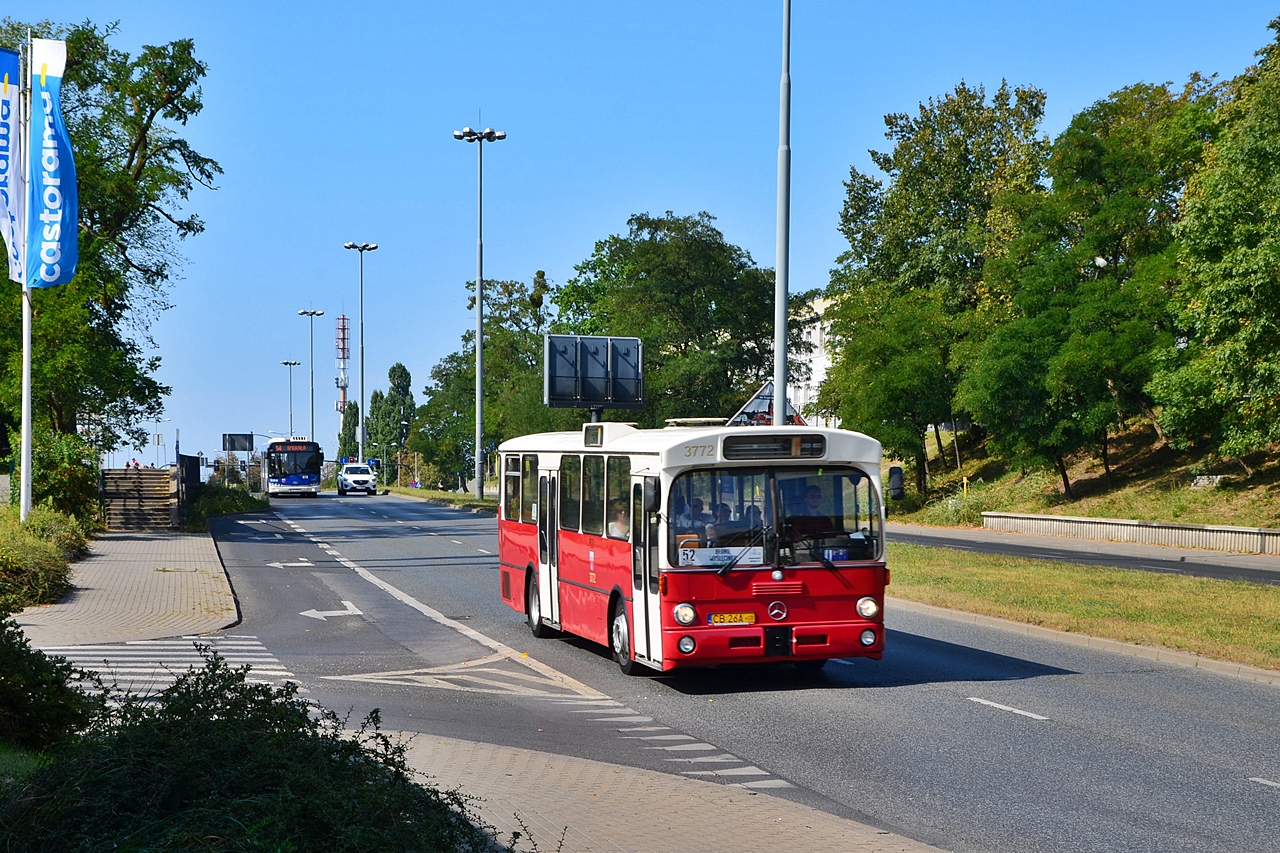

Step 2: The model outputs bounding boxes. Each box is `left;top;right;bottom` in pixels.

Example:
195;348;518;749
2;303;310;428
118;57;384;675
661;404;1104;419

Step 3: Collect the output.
496;421;898;675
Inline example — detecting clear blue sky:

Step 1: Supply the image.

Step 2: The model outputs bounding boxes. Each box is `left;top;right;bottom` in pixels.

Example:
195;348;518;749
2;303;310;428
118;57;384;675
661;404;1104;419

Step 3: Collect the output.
8;1;1277;463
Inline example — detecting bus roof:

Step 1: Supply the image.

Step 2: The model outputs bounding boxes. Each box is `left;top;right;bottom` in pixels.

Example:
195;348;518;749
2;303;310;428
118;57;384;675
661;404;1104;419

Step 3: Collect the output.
498;423;882;470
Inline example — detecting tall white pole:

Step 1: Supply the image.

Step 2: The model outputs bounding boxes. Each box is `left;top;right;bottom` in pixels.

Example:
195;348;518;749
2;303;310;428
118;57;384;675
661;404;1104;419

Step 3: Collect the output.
358;251;365;462
772;0;792;427
475;137;485;500
19;35;31;520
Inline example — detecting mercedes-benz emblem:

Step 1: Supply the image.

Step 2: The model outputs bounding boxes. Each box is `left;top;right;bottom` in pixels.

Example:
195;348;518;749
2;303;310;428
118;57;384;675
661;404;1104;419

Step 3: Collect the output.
768;600;787;621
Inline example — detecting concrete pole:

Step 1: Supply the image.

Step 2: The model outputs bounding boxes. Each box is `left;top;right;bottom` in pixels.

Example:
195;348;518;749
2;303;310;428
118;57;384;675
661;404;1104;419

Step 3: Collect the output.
475;137;485;500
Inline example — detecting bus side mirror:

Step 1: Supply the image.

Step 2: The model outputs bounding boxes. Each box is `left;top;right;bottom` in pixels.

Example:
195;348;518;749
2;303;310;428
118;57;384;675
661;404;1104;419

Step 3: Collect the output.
888;466;905;501
643;478;660;514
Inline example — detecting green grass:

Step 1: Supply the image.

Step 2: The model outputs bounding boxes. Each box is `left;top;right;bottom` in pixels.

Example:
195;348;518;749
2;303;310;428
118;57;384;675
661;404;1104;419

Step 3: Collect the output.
0;743;39;788
887;542;1280;671
383;485;499;514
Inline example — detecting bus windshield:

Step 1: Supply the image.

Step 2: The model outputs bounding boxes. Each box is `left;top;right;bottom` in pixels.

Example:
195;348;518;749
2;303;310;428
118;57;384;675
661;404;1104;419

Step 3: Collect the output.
667;465;880;569
268;448;322;478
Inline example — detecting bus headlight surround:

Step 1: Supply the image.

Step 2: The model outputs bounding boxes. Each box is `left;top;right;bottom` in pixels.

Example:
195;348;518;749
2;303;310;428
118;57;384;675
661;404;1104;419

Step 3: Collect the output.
673;603;697;626
856;597;880;619
678;636;696;654
860;629;877;646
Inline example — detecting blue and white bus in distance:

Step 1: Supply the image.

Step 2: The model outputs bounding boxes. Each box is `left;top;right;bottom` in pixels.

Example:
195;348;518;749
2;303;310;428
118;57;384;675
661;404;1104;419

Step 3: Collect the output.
265;438;323;497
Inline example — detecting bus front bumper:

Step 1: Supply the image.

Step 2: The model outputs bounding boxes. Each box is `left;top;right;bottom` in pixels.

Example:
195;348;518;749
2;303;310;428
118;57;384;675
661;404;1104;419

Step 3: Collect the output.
660;619;883;669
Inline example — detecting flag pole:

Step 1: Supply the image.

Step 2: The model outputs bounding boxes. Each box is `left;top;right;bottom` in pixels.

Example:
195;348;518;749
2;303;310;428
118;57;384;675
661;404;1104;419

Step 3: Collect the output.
19;32;31;521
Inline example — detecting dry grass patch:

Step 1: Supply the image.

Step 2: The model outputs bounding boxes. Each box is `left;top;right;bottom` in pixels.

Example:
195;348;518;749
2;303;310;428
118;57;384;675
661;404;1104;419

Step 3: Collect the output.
887;543;1280;672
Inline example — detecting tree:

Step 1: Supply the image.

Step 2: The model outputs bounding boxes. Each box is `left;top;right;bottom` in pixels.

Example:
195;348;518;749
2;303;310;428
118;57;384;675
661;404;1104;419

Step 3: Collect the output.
0;20;220;453
960;77;1220;493
556;212;803;426
337;402;359;462
1152;19;1280;456
410;351;474;490
825;81;1048;493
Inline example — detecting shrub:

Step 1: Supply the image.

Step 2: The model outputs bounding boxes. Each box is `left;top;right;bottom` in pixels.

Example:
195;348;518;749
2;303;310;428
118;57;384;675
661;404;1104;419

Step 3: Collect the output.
0;653;500;852
185;483;270;532
920;481;998;527
20;506;89;561
0;615;103;751
5;427;100;524
0;525;68;614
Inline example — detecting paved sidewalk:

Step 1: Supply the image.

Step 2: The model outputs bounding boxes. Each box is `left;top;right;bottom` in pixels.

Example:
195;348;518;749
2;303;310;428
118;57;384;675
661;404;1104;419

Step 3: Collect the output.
14;531;238;647
401;733;946;853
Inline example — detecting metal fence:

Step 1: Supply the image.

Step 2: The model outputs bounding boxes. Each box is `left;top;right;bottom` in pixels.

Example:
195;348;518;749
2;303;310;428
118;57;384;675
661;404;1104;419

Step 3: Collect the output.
981;512;1280;555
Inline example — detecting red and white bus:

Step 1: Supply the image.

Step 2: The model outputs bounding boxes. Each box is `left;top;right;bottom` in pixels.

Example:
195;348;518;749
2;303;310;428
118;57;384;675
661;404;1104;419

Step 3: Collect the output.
497;421;890;674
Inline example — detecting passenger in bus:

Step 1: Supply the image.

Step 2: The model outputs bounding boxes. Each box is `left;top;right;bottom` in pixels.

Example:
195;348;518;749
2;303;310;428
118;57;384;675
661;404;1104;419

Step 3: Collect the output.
707;503;749;544
789;485;835;537
744;505;763;528
677;498;709;530
608;500;629;539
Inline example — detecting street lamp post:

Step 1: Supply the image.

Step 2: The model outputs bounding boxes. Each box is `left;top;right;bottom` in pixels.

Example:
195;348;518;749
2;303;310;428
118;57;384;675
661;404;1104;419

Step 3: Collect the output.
343;242;378;462
453;125;506;499
298;309;324;440
280;361;300;436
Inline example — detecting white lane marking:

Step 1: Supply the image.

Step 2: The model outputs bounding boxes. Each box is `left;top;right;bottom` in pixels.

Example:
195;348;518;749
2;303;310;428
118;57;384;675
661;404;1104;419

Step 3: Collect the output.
429;532;439;536
829;658;855;666
1250;777;1280;789
266;559;314;569
968;697;1049;720
300;600;363;621
248;534;283;540
685;766;770;777
733;779;793;789
239;519;271;524
325;549;342;556
452;539;463;544
477;548;491;554
396;520;405;524
331;553;604;698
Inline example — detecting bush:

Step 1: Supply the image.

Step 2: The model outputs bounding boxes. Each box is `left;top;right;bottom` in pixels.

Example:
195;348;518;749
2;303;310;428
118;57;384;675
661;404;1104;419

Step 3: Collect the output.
0;653;501;852
186;483;270;532
919;481;998;526
5;427;100;524
0;520;68;614
0;615;103;751
20;506;89;561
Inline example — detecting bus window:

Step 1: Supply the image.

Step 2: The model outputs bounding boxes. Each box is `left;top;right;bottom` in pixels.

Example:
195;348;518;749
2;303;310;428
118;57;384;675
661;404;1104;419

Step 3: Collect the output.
777;467;880;561
521;455;538;524
606;456;630;540
582;455;605;535
667;468;771;566
504;455;521;521
560;455;581;531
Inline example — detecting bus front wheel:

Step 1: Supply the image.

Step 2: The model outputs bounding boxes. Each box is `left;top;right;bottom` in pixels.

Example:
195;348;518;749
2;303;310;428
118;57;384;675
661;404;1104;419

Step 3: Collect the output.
611;599;641;676
527;571;555;639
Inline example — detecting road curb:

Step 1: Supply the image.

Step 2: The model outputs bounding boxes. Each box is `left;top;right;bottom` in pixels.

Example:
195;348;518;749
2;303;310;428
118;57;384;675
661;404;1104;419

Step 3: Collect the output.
887;595;1279;687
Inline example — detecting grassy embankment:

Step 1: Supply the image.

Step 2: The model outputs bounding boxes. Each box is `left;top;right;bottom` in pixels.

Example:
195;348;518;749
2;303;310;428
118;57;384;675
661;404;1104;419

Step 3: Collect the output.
879;422;1280;671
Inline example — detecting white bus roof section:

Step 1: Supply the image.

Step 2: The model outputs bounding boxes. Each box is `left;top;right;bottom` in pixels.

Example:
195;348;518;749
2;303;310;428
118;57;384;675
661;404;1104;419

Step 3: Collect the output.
498;424;882;471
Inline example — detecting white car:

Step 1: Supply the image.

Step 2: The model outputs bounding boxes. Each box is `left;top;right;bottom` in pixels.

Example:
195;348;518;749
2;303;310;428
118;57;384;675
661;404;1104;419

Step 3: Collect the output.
337;464;377;496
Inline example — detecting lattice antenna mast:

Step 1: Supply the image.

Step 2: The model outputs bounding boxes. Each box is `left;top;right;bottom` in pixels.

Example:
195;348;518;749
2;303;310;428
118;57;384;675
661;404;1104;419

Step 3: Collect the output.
335;315;350;412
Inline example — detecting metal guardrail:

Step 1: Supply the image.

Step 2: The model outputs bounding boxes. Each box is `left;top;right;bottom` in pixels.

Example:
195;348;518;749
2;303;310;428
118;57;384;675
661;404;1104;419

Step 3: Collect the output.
981;512;1280;555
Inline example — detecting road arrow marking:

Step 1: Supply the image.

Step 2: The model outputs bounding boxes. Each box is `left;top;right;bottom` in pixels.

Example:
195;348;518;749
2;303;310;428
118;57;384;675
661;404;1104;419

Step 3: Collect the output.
249;534;284;540
266;559;314;569
299;601;362;621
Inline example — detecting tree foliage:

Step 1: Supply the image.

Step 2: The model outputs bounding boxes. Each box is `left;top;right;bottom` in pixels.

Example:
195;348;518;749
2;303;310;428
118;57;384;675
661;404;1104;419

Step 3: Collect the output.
337;401;359;462
1152;19;1280;455
0;19;219;453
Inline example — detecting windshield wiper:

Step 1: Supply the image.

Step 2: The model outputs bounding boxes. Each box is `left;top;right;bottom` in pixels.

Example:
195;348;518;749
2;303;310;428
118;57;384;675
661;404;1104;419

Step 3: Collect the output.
716;526;770;576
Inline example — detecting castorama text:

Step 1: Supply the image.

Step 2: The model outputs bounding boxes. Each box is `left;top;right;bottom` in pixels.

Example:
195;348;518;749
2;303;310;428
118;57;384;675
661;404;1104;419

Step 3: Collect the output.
26;38;76;288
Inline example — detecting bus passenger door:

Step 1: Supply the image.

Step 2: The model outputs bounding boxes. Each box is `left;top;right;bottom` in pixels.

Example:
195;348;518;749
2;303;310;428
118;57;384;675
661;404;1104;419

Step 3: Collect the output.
631;477;662;666
538;474;560;625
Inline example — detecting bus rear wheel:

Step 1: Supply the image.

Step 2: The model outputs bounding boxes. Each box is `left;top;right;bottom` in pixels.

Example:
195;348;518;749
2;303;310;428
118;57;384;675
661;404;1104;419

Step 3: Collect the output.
611;599;642;676
527;571;555;639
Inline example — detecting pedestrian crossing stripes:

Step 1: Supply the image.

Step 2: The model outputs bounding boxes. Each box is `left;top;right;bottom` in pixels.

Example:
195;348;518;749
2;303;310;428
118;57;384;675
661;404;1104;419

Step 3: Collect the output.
546;697;793;789
37;635;295;697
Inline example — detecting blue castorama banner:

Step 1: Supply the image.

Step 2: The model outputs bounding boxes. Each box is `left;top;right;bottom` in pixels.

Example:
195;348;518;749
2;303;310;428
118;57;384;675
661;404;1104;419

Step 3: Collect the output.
27;38;76;287
0;48;22;283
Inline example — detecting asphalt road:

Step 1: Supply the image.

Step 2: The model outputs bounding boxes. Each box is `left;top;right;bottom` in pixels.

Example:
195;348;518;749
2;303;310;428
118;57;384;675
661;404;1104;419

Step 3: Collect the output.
209;494;1280;853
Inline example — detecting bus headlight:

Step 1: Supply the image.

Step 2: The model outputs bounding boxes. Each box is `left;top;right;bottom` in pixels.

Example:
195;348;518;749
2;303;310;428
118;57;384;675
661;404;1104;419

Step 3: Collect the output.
678;636;696;654
673;603;697;626
856;597;879;619
860;629;877;646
